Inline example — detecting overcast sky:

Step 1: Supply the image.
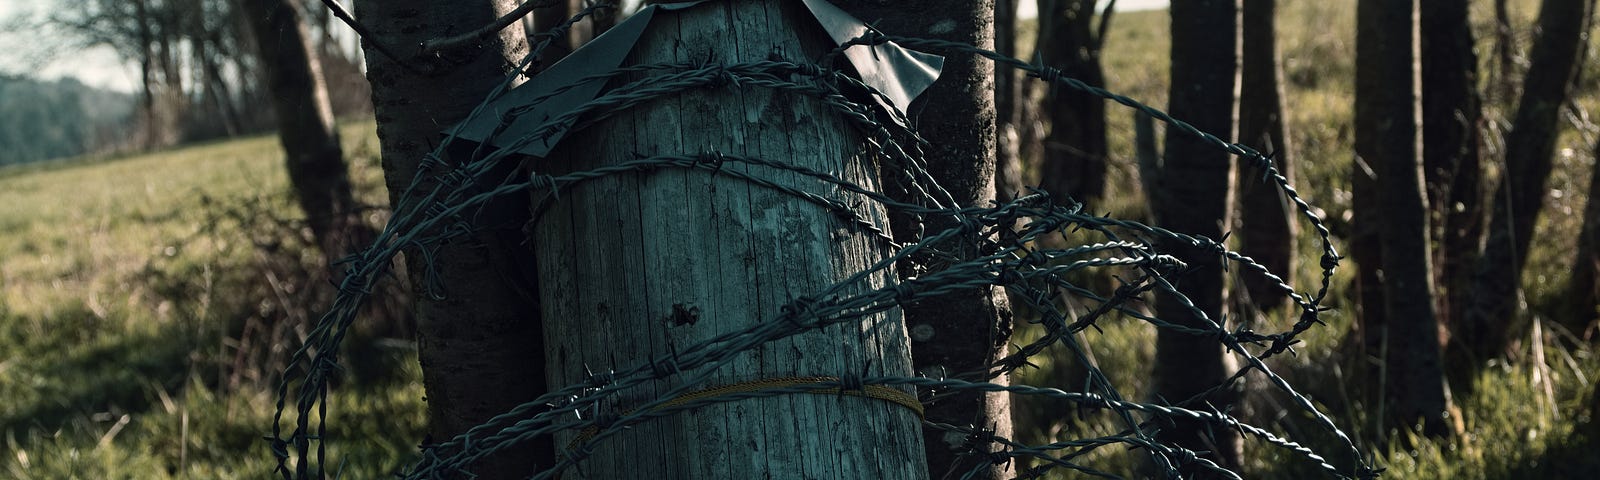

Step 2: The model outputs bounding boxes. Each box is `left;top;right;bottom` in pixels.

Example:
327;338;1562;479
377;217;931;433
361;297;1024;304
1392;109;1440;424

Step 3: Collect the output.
0;0;1169;93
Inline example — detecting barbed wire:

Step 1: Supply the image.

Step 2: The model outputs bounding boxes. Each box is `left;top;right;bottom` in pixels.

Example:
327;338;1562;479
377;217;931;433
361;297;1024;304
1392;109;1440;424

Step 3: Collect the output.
269;7;1375;480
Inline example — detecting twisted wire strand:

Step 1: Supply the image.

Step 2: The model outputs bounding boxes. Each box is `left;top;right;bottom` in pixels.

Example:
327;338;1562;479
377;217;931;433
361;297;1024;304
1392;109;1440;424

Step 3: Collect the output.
269;25;1370;480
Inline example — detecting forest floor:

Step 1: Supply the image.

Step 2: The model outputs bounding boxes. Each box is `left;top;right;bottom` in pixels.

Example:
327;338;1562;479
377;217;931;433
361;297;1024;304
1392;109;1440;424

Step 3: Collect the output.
1;1;1598;478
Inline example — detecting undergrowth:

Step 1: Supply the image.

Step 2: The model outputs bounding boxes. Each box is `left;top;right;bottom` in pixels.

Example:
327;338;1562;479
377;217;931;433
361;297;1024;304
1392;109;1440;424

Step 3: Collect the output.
0;122;424;478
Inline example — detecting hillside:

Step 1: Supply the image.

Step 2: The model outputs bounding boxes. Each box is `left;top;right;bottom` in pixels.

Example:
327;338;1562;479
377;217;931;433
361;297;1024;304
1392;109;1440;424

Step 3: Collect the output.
0;76;135;165
0;121;424;478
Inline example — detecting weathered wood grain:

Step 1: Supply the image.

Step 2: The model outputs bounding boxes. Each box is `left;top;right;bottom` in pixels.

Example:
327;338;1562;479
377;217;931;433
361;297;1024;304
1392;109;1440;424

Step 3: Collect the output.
533;2;926;478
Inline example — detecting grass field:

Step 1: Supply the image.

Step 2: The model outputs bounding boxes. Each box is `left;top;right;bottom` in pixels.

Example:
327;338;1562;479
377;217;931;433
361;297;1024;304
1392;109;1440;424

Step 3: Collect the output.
0;124;424;478
1;1;1598;478
1016;1;1600;477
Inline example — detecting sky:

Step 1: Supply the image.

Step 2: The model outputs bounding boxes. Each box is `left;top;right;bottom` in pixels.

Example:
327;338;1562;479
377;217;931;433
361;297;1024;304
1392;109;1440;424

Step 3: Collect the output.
0;0;141;92
0;0;1169;93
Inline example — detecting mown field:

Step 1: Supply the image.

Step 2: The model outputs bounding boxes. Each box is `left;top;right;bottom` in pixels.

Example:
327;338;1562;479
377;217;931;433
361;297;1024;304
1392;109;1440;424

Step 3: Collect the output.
1;1;1598;478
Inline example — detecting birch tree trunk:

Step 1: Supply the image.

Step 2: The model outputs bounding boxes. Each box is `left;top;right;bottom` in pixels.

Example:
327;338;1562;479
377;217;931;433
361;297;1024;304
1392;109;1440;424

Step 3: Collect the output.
532;2;926;478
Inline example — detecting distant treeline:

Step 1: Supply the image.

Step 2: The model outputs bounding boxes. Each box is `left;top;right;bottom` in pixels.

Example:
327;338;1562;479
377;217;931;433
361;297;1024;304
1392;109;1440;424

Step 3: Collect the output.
0;76;134;165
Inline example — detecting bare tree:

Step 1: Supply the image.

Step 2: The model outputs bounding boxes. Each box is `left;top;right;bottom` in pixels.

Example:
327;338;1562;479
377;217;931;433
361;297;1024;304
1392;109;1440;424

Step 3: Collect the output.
1491;0;1518;107
530;0;573;70
1355;0;1453;437
349;0;550;476
1459;0;1592;368
50;0;262;144
1420;0;1485;339
238;0;367;257
574;0;619;45
1236;0;1296;315
994;0;1024;200
1037;0;1109;206
1150;0;1244;472
1571;140;1600;337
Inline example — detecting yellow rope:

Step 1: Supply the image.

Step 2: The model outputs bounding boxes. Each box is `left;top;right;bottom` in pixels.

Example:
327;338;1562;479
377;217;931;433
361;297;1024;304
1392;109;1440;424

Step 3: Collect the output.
657;375;923;416
564;376;922;453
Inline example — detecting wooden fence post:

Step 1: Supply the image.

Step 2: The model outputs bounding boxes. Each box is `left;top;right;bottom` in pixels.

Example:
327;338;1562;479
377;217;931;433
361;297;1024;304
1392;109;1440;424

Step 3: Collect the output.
531;2;928;478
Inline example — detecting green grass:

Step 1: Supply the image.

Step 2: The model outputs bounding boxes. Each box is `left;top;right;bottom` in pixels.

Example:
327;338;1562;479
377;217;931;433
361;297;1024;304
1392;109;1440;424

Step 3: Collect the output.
2;2;1598;478
0;121;424;478
1011;2;1600;478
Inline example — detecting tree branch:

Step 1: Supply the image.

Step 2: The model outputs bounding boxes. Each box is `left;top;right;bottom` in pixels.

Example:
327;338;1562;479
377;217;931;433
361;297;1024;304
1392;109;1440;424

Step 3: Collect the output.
1094;0;1118;52
315;0;417;71
418;0;561;56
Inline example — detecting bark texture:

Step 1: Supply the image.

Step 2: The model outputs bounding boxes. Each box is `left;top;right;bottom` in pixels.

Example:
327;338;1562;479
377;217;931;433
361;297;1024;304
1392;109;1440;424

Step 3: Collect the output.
1038;0;1109;206
353;0;550;476
574;0;618;45
1350;131;1386;405
994;0;1024;200
1151;0;1244;472
532;2;925;477
1492;0;1517;106
828;2;1014;477
239;0;366;258
530;0;573;70
1459;0;1590;367
1356;0;1453;437
1236;0;1296;315
1570;141;1600;337
1421;0;1485;337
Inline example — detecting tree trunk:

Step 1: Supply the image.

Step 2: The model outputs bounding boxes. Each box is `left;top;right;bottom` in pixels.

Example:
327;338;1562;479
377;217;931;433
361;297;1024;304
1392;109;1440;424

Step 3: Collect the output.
1038;0;1108;206
532;2;925;478
1459;0;1590;368
531;0;573;70
353;0;551;477
575;0;618;45
1588;382;1600;440
828;2;1013;477
239;0;366;258
1151;0;1243;472
1236;0;1296;315
1356;0;1454;438
156;22;185;100
1570;140;1600;338
133;0;158;149
1492;0;1517;107
995;0;1024;201
1350;129;1386;421
200;31;244;137
1134;111;1161;210
188;0;242;138
1421;0;1486;343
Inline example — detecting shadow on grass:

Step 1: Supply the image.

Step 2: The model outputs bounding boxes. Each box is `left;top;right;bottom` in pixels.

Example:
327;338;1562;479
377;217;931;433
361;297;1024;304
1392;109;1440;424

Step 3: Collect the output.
1502;431;1600;478
0;304;193;439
